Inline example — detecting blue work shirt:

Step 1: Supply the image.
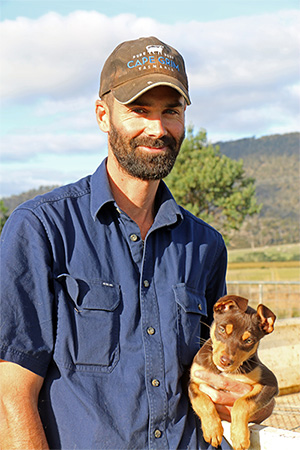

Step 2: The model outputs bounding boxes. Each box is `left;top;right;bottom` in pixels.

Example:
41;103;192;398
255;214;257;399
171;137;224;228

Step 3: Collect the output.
0;159;228;449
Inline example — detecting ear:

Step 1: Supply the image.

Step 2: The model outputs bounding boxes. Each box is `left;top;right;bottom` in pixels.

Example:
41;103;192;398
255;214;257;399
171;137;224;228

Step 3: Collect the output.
257;304;276;334
214;295;248;314
95;99;110;133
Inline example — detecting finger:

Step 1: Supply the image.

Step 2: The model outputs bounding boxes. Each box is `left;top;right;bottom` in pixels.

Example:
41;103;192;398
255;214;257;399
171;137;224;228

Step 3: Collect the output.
198;383;237;405
215;404;232;422
194;370;252;395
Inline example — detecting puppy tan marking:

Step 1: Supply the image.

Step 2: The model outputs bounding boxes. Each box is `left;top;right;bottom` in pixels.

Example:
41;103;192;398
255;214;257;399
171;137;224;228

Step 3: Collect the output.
242;331;251;341
189;294;278;450
226;324;233;335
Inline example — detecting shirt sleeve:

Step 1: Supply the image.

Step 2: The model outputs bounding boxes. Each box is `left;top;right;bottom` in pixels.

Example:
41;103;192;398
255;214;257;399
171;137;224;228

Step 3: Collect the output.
0;207;55;377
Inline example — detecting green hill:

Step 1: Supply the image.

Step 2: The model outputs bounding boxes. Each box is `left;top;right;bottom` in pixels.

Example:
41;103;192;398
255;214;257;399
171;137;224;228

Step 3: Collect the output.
217;133;300;248
217;132;299;159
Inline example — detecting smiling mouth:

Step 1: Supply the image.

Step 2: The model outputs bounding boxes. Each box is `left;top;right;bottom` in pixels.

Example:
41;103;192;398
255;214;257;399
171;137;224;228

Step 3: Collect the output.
134;143;171;156
139;145;168;151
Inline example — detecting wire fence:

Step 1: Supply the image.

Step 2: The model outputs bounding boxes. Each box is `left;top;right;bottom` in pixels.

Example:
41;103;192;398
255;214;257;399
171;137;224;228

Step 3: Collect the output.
226;281;300;319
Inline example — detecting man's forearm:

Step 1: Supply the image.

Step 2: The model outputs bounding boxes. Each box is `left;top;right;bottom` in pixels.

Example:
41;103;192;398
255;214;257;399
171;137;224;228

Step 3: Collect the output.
0;397;49;450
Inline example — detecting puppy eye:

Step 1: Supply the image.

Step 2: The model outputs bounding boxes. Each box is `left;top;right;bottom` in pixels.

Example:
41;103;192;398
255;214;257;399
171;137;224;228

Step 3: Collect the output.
218;326;226;334
245;337;254;345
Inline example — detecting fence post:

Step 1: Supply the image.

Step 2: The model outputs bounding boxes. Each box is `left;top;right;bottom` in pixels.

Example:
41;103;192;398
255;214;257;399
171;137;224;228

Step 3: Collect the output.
259;283;263;303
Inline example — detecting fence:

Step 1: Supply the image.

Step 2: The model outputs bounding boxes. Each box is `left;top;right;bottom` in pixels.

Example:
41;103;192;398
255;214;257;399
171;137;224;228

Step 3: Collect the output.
226;281;300;318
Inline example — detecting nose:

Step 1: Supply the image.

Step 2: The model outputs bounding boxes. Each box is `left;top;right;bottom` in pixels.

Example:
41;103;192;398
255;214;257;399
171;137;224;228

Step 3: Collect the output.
144;117;167;138
220;354;234;367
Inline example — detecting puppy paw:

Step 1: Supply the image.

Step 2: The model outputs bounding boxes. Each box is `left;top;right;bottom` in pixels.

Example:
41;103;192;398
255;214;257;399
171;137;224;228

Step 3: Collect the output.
202;418;224;448
231;427;250;450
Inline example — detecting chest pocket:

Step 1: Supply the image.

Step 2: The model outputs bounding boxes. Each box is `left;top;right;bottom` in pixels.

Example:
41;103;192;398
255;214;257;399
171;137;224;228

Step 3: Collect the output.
173;283;207;368
55;274;121;373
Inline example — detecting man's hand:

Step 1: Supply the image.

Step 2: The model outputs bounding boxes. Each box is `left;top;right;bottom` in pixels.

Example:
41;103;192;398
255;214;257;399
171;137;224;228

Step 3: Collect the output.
194;370;275;423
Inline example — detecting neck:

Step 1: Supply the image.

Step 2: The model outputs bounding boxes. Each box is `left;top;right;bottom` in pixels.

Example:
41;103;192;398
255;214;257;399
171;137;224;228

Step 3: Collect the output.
106;155;160;240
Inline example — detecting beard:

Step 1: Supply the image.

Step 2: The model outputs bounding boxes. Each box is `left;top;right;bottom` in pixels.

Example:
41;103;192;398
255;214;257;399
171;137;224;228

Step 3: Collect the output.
108;122;185;180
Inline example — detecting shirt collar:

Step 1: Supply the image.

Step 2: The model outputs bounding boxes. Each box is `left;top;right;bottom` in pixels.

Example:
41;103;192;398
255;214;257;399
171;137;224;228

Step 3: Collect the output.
153;181;183;229
90;158;115;220
90;158;183;227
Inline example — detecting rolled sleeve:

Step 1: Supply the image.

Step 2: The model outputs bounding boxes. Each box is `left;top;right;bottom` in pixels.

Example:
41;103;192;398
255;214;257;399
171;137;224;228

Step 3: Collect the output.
0;208;55;377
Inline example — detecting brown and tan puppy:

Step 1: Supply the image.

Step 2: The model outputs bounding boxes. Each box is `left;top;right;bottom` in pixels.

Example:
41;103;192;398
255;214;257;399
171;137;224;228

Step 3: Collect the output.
189;294;278;450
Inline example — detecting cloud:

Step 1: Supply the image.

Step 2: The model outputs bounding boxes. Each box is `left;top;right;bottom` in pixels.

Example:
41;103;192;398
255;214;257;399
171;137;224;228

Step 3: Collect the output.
0;167;68;198
1;132;106;162
1;9;299;194
0;12;169;102
0;165;98;198
2;10;299;103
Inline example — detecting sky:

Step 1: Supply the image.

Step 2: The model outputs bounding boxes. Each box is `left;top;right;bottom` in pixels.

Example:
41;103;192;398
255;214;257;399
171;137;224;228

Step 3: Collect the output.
1;0;299;197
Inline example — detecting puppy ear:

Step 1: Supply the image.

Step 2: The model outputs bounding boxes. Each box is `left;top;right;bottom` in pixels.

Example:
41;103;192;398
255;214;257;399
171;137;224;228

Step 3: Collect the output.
214;295;248;313
257;304;276;334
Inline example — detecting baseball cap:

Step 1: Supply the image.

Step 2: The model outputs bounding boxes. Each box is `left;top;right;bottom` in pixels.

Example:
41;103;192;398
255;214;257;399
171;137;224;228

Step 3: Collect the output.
99;36;191;105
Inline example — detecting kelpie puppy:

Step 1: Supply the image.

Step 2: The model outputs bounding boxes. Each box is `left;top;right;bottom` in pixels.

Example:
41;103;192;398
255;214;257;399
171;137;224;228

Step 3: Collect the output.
189;294;278;450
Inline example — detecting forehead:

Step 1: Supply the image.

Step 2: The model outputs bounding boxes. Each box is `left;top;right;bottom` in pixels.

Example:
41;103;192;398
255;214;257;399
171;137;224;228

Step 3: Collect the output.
216;311;258;333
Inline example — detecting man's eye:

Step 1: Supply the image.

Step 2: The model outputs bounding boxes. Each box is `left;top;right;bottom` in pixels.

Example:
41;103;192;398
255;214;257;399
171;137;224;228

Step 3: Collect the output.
132;108;147;115
165;109;178;115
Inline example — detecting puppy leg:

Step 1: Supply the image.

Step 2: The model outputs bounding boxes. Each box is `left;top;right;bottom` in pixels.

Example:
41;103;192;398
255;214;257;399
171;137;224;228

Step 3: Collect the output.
230;401;250;450
189;381;224;448
230;383;265;450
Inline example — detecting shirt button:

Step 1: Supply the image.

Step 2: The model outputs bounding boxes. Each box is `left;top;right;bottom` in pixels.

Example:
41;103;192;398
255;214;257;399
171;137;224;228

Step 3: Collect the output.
154;429;162;439
198;303;202;311
130;233;138;242
152;379;160;387
143;280;150;288
147;326;155;335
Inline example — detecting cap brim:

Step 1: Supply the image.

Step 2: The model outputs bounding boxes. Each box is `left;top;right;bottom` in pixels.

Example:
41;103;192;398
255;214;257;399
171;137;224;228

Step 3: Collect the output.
112;73;191;105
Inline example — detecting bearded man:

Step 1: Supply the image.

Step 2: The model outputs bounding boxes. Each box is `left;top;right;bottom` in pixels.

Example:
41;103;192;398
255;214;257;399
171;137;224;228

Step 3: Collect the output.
0;37;273;450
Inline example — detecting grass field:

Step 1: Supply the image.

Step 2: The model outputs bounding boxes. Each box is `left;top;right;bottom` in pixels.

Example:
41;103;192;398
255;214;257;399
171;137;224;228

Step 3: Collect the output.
227;243;300;281
227;243;300;318
228;243;300;264
227;261;300;282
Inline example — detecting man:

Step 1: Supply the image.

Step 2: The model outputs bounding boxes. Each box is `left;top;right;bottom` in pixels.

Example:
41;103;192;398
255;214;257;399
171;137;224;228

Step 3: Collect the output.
0;37;272;449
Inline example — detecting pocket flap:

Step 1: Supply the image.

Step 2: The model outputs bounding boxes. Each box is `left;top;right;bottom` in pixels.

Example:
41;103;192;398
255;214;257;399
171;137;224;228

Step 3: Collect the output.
57;274;121;311
83;281;121;311
173;283;207;316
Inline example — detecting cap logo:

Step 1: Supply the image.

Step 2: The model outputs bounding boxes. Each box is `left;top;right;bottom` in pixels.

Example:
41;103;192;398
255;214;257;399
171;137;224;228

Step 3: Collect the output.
146;45;164;55
127;45;180;73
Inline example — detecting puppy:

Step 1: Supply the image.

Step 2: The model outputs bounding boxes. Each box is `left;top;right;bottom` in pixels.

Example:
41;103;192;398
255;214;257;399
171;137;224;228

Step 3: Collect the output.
189;294;278;450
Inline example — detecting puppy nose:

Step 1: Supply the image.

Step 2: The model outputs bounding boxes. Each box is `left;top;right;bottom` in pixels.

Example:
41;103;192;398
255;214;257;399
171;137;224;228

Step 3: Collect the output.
220;355;234;367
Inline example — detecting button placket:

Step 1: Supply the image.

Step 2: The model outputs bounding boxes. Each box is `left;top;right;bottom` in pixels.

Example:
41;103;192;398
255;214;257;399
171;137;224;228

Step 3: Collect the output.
140;239;168;449
117;211;143;267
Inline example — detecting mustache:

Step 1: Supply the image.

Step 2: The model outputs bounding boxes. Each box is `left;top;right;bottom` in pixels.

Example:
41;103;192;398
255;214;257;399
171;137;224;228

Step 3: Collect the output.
131;135;176;149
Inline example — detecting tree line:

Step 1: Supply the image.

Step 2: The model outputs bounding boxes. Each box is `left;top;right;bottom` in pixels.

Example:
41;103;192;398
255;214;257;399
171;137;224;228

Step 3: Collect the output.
1;130;299;248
